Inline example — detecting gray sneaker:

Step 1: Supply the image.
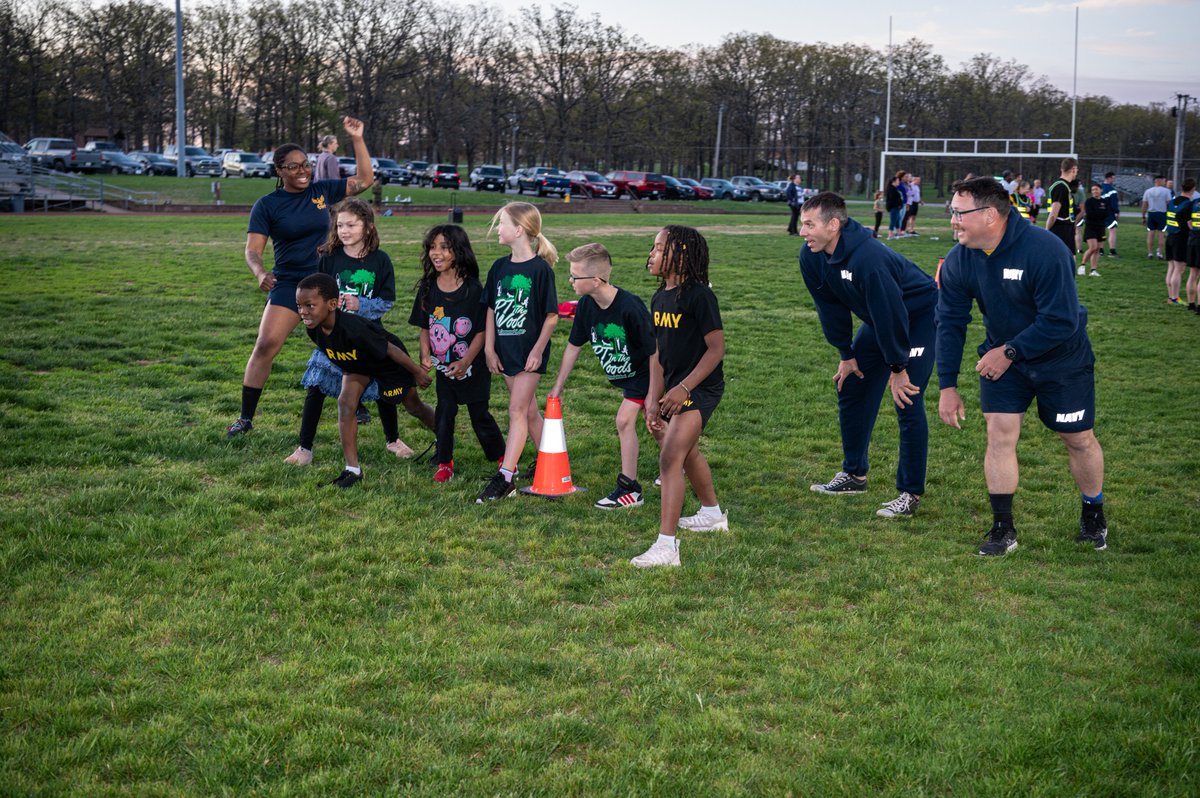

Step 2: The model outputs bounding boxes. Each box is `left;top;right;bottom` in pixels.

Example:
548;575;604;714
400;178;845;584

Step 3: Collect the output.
877;492;920;518
977;523;1018;556
811;471;867;495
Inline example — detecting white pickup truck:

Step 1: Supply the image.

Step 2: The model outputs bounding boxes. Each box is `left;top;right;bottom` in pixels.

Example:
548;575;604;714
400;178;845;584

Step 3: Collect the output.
24;137;104;173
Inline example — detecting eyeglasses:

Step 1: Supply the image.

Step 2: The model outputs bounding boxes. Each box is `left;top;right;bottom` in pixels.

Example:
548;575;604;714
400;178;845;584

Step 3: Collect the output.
278;161;313;173
568;274;602;284
947;206;989;220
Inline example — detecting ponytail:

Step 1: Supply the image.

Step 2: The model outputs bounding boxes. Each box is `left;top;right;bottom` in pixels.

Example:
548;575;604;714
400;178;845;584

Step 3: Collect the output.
535;232;558;267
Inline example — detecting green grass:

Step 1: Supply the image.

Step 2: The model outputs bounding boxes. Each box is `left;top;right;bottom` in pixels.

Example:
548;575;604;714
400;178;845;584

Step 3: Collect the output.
1;209;1197;796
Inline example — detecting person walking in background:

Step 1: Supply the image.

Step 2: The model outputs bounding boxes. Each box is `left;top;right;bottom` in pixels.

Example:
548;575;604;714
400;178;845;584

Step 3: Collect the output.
937;177;1107;556
314;134;339;182
1142;175;1172;260
1030;178;1045;223
1045;158;1079;256
785;174;804;236
1080;184;1107;277
872;190;886;238
1100;172;1121;257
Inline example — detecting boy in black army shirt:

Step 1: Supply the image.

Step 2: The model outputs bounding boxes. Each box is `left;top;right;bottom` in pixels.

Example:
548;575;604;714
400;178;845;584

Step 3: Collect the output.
296;273;432;488
549;243;659;509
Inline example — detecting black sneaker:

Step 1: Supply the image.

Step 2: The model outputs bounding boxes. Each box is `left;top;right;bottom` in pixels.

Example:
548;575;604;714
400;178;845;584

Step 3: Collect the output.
476;472;517;503
226;417;253;438
1076;512;1108;550
810;471;867;495
877;491;920;518
1108;249;1118;257
328;469;363;489
356;405;371;425
977;522;1018;556
595;474;644;509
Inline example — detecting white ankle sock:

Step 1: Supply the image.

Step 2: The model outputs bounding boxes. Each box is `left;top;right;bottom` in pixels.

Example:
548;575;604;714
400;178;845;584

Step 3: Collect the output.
700;504;721;515
346;465;361;475
656;533;677;548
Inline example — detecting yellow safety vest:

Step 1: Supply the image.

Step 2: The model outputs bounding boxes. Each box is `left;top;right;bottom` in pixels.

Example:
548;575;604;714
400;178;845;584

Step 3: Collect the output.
1049;179;1074;222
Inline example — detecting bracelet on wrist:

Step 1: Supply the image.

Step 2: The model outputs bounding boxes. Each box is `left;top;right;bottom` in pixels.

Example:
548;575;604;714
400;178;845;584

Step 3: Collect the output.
679;382;692;397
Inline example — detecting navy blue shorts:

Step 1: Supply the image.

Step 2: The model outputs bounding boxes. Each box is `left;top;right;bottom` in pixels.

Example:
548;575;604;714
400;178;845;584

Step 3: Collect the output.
1146;212;1167;232
268;276;303;312
611;371;650;402
980;362;1096;433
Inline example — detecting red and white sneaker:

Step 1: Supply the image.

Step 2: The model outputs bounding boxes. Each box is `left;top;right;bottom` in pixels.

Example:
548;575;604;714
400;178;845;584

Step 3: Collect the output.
433;462;454;483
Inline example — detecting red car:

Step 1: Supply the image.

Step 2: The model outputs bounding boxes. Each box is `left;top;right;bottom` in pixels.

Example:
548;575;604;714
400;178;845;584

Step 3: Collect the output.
678;177;714;200
605;170;667;200
565;170;618;198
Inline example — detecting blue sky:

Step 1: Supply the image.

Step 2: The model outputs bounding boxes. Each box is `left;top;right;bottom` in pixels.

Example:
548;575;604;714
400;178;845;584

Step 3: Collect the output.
464;0;1196;107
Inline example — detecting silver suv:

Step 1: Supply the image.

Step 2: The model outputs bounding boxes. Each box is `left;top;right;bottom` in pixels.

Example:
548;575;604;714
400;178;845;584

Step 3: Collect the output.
221;151;270;178
730;176;783;202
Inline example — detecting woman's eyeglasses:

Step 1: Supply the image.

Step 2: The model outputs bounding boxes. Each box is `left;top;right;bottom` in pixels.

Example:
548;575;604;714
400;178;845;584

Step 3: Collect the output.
278;161;313;173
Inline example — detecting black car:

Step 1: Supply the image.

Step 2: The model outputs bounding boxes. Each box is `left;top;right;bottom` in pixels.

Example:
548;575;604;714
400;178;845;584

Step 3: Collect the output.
427;163;460;189
372;158;408;185
132;152;176;176
469;164;507;192
661;174;696;200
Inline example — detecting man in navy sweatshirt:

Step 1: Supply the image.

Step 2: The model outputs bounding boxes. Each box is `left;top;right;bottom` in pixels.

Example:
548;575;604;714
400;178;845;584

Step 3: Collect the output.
936;177;1108;556
799;191;937;520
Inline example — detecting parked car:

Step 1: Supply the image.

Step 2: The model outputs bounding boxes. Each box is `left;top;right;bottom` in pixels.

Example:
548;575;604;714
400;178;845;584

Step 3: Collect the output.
517;166;569;197
337;156;357;178
661;175;696;200
427;163;460;189
212;148;238;160
730;175;783;202
132;151;175;176
221;151;270;178
678;177;714;200
507;167;529;191
0;141;30;166
606;170;667;199
24;137;103;173
468;164;507;192
97;151;144;175
700;178;749;200
371;157;407;184
403;160;431;185
81;141;124;154
162;144;221;177
565;170;617;198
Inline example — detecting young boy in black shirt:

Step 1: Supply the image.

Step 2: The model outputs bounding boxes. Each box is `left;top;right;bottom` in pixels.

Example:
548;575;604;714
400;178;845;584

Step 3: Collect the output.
549;243;659;509
296;273;432;488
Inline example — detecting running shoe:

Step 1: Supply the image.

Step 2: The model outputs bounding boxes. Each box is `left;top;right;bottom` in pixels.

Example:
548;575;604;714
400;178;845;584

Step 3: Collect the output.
1076;512;1108;550
433;461;454;484
1089;270;1100;277
977;522;1018;556
630;538;681;568
386;439;415;458
328;469;363;489
356;405;371;425
677;508;729;531
476;472;517;503
595;475;644;509
284;446;312;466
225;417;253;438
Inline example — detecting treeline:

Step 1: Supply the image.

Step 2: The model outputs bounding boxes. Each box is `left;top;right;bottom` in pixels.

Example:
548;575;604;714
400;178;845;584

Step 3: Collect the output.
1;0;1193;193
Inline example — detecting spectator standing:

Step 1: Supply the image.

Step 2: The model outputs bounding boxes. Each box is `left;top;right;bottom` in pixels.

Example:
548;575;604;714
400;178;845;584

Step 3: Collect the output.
1030;179;1046;223
1142;176;1172;259
1080;184;1107;277
905;175;922;235
314;134;339;182
1045;158;1079;256
1100;172;1121;257
885;175;905;239
785;174;804;236
1164;179;1196;306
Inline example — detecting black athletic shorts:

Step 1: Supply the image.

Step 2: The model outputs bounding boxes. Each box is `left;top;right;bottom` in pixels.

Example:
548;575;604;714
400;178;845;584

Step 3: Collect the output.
661;381;723;428
1084;224;1105;242
1165;233;1189;262
611;371;650;402
1051;222;1075;254
1188;238;1200;269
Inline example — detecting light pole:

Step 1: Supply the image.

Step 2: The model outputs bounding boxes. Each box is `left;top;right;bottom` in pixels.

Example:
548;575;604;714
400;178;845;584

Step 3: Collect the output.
713;103;725;178
1173;94;1192;189
174;0;186;177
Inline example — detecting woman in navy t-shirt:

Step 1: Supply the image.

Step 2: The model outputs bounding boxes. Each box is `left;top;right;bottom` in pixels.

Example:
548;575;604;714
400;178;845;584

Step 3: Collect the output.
226;116;375;438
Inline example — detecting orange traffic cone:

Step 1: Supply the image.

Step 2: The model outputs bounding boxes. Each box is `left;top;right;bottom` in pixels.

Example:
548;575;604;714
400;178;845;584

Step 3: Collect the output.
521;396;585;497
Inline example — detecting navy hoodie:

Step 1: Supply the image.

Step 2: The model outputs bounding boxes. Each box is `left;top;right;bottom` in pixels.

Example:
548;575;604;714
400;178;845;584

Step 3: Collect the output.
799;216;937;368
936;205;1092;390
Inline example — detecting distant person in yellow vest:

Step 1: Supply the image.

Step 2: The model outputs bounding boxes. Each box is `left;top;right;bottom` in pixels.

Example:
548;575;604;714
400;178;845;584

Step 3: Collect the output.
1045;158;1079;255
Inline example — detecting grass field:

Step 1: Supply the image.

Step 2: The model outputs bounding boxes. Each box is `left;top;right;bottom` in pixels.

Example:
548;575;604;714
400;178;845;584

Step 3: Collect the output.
1;207;1197;796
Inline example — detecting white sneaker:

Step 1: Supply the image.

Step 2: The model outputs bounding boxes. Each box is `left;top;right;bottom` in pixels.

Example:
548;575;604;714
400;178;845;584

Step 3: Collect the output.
1089;270;1100;277
1077;264;1086;275
386;439;415;458
284;447;312;466
677;509;729;531
630;539;681;568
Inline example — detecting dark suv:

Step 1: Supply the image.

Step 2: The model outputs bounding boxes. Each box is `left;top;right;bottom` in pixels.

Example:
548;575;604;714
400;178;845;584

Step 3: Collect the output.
427;163;460;189
605;170;667;200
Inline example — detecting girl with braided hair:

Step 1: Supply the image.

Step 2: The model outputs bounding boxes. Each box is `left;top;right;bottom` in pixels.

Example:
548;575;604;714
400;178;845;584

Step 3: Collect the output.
631;225;728;568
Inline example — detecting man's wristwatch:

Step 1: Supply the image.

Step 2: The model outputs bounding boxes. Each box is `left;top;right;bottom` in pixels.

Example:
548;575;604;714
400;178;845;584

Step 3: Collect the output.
1003;344;1017;361
890;363;907;373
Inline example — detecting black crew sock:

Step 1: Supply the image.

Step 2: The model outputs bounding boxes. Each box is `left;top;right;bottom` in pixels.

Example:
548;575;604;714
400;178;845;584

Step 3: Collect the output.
240;385;263;420
989;493;1014;526
1081;499;1104;519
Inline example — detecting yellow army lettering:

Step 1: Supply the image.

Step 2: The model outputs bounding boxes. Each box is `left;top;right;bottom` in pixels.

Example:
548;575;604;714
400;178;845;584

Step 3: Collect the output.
325;348;358;361
382;386;407;398
654;311;683;328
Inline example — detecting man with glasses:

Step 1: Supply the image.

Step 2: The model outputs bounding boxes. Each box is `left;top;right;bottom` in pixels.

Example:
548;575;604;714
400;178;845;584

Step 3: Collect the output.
548;243;659;509
799;191;937;520
936;176;1108;556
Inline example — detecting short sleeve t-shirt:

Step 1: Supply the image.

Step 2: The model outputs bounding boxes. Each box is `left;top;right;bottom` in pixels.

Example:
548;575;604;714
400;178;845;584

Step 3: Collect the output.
483;255;558;372
1142;186;1172;213
247;179;347;281
408;278;491;402
567;288;654;382
651;283;724;391
319;248;396;302
305;311;414;395
1049;180;1074;223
